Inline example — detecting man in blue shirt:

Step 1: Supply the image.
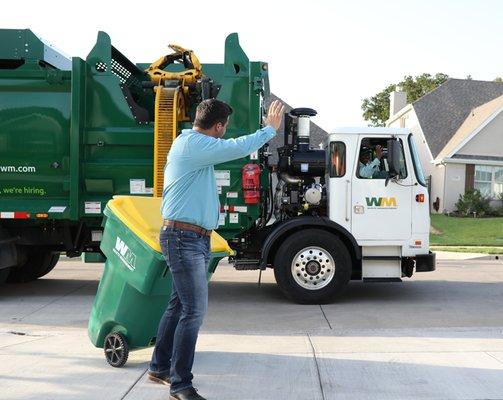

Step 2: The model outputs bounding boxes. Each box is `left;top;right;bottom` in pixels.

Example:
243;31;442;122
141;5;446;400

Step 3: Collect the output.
148;99;284;400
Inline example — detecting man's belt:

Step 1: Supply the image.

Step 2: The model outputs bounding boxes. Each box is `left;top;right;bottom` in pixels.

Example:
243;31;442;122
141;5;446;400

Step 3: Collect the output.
163;220;212;237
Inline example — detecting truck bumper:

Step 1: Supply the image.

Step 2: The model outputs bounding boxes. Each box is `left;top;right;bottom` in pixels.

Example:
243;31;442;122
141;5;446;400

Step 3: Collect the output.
415;251;436;272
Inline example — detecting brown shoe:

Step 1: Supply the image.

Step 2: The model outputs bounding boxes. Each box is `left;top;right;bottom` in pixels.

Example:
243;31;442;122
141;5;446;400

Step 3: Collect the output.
147;370;171;385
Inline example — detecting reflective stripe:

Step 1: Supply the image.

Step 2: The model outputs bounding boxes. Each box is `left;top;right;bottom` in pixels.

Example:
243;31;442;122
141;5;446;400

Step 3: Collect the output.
0;212;30;219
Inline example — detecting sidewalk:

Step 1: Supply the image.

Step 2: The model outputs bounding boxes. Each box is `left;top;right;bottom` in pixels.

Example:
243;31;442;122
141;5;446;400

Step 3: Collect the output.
434;250;501;260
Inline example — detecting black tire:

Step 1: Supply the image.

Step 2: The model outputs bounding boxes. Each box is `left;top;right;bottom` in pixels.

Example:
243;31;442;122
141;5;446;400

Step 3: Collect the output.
0;227;15;285
0;268;10;285
104;332;129;368
273;229;352;304
7;248;60;283
35;252;60;279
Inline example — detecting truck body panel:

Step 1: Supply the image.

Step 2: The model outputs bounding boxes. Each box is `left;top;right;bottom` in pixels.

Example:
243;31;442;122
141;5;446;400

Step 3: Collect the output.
0;30;268;258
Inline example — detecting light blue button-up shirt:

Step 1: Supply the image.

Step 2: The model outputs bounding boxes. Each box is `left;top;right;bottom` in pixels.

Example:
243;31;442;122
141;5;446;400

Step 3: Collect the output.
359;158;380;178
161;126;276;230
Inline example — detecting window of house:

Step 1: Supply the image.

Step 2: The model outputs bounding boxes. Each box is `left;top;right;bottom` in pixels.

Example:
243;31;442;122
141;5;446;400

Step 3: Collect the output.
474;165;503;198
495;168;503;195
356;137;407;179
399;114;410;128
328;141;346;177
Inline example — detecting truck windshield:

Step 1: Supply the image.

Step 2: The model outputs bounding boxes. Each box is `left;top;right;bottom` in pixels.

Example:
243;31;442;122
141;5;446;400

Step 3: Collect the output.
408;134;427;187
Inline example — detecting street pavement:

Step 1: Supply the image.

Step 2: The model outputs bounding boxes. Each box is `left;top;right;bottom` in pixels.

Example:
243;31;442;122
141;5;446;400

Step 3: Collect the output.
1;254;502;400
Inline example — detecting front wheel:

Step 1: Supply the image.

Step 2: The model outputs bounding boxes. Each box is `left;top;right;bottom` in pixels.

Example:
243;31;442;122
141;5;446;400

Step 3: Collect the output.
273;229;352;304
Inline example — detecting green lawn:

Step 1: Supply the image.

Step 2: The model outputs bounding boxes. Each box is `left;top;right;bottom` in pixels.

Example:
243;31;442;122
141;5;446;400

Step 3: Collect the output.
430;214;503;246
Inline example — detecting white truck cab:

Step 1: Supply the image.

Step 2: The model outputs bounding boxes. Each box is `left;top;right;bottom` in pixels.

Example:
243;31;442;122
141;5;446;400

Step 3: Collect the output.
231;109;436;304
327;127;434;281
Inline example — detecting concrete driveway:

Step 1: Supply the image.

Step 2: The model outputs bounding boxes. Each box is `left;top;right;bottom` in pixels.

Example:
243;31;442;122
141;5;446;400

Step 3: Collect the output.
1;256;503;400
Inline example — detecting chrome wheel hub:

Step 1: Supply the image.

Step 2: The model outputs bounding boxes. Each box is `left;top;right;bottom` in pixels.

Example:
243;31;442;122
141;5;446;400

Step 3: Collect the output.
291;246;335;290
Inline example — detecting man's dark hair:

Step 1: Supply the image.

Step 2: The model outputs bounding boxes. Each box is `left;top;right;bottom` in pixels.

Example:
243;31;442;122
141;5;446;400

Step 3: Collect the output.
194;99;233;129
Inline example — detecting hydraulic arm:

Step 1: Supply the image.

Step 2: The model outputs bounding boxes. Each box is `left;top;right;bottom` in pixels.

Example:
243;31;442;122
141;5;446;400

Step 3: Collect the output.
145;45;203;197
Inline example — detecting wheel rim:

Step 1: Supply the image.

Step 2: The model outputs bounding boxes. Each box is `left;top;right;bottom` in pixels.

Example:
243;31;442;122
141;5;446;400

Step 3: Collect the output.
105;335;125;365
291;246;335;290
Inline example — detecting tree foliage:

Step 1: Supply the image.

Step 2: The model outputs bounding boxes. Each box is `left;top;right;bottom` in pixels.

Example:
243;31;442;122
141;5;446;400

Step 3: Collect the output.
362;73;449;126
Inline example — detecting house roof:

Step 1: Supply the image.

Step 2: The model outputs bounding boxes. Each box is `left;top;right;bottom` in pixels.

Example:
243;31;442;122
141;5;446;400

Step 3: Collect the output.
451;154;503;162
413;79;503;158
267;93;328;164
435;94;503;161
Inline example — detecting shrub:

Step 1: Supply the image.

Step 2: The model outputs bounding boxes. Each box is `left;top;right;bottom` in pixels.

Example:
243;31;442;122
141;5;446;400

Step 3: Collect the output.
454;189;492;217
495;192;503;217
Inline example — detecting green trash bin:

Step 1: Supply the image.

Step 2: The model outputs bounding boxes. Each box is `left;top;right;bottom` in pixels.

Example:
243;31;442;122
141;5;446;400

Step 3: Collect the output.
88;196;232;367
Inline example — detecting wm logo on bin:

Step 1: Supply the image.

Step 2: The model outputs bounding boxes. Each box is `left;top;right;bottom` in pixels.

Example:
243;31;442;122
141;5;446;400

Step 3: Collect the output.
365;197;397;209
113;237;137;271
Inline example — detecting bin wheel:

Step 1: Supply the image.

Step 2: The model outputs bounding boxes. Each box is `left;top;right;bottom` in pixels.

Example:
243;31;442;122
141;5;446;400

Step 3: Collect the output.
104;332;129;368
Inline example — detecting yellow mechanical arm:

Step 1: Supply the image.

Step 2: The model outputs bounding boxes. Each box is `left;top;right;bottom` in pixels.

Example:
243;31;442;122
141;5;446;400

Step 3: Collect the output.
147;44;204;197
145;44;203;86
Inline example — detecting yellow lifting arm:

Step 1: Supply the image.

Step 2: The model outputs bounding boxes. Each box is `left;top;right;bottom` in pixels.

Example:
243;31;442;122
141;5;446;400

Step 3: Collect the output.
148;44;203;198
145;44;202;86
153;86;179;198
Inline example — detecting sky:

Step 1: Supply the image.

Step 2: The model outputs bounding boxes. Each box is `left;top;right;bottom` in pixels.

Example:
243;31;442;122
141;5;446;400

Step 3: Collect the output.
2;0;503;131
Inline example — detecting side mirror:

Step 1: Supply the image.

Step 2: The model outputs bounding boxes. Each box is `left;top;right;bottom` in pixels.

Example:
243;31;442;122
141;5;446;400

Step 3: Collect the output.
387;138;401;177
385;138;401;186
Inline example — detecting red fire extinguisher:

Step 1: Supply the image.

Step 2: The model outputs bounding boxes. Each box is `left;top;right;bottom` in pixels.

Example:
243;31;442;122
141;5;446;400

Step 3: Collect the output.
242;164;261;204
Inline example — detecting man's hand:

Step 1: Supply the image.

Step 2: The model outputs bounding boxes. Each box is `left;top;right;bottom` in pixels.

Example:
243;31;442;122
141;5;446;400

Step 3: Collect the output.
375;145;383;159
264;100;285;131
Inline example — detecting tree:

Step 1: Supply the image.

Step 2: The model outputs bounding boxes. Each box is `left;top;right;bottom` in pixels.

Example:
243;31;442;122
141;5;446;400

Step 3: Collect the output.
495;77;503;82
361;84;396;127
362;73;449;126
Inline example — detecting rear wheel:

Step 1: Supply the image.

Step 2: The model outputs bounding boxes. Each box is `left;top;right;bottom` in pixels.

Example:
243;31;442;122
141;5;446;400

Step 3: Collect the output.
0;227;16;285
7;248;60;283
273;229;352;304
0;268;10;285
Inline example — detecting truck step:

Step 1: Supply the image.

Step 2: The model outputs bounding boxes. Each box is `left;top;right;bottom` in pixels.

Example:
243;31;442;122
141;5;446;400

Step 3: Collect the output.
232;259;261;270
363;277;403;283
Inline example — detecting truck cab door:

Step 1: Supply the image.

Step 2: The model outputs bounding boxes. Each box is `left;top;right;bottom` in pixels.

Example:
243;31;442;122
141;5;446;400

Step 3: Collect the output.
351;136;412;240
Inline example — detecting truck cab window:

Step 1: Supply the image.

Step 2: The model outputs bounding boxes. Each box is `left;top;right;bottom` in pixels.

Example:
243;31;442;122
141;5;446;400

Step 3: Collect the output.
357;138;407;179
408;134;427;187
329;142;346;177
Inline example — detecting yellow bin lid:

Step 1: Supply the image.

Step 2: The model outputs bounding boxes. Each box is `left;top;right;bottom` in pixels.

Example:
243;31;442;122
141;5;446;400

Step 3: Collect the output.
107;196;233;255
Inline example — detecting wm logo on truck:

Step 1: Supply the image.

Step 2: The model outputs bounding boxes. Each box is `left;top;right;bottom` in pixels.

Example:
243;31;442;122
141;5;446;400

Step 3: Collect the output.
113;237;136;271
366;197;397;209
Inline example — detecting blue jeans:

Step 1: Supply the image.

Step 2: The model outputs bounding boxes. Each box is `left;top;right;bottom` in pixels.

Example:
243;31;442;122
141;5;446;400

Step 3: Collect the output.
150;226;210;394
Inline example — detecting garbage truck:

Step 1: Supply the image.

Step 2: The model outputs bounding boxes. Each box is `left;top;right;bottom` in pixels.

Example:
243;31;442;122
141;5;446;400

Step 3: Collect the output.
0;29;435;303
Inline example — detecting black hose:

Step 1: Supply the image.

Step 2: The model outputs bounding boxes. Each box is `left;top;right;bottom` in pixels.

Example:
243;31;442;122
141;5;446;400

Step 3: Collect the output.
265;170;274;224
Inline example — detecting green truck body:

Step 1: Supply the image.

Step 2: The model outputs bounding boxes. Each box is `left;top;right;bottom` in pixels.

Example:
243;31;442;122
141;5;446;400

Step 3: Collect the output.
0;29;269;282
